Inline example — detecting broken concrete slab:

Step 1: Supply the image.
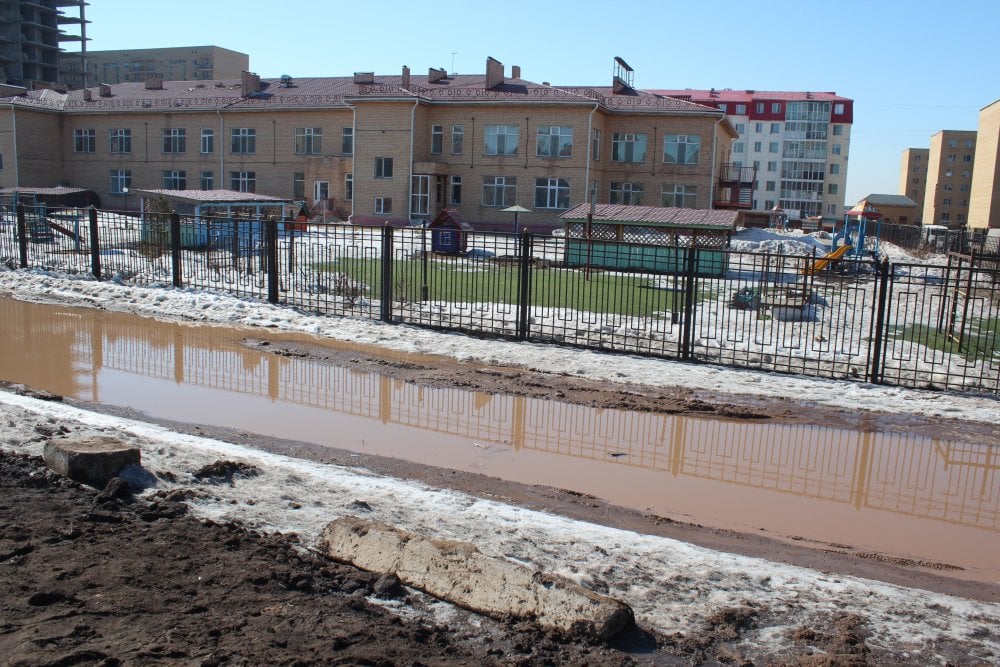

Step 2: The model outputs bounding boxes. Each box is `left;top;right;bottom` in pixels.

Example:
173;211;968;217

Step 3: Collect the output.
320;516;633;641
43;436;140;488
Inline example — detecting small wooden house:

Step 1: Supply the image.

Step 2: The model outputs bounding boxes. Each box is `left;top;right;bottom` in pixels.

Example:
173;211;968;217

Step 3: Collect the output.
428;209;473;254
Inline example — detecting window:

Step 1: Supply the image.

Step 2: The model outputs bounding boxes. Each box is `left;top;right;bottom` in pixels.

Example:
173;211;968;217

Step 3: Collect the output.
769;142;779;153
449;175;462;204
834;103;845;115
964;140;973;148
957;213;965;222
592;128;601;160
109;169;130;194
771;103;781;114
753;141;762;152
109;128;131;154
375;157;393;178
485;125;519;155
609;182;643;205
942;198;951;206
613;132;648;163
74;128;95;153
374;197;392;214
536;125;573;157
735;104;746;115
230;171;255;192
945;169;953;177
943;183;953;191
829;163;840;175
483;176;516;207
162;128;186;153
200;129;214;154
535;178;570;209
962;170;970;178
947;139;958;148
755;102;764;114
293;172;305;199
960;183;970;192
735;123;746;134
765;181;775;192
411;175;430;215
764;200;774;210
828;183;838;195
294;127;322;155
718;104;727;113
162;170;186;190
832;125;843;136
754;122;763;133
663;134;699;164
661;184;698;208
231;128;256;154
200;171;214;190
831;144;841;155
770;123;780;134
947;154;956;163
963;154;972;163
940;212;950;222
451;124;463;154
767;160;778;172
314;181;329;202
345;173;353;201
341;127;353;154
733;142;745;153
431;125;443;154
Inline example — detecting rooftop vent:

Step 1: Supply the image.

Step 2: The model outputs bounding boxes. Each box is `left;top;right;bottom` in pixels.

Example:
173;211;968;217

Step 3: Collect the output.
144;75;163;90
485;57;503;89
280;74;293;87
428;67;446;83
82;88;91;101
241;70;261;96
354;71;375;84
98;83;111;97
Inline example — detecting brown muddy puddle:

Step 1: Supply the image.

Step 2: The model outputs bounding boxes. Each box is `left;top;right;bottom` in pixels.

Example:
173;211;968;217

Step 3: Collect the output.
1;296;997;582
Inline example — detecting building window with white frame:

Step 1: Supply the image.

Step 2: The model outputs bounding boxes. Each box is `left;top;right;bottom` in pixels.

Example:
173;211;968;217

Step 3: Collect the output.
771;103;781;113
231;128;256;154
755;102;764;114
411;175;430;215
765;181;776;192
536;126;573;157
449;175;462;204
612;132;647;163
754;122;763;133
345;173;353;200
375;157;393;178
828;183;838;195
829;163;840;175
770;122;780;134
110;169;131;194
483;175;516;207
451;124;463;154
163;128;186;153
200;129;214;154
534;178;570;209
341;127;353;155
832;144;841;155
735;123;745;134
74;128;96;153
375;196;392;214
767;160;778;172
610;181;643;205
735;104;746;114
663;134;699;164
592;128;601;161
109;128;131;154
430;125;443;154
162;170;186;190
834;103;845;115
832;125;843;136
294;127;322;155
293;172;305;199
200;171;214;190
769;142;779;153
230;170;255;192
753;141;762;152
485;125;519;155
661;184;698;208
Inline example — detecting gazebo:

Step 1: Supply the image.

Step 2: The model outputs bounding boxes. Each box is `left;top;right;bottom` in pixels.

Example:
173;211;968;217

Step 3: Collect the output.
559;203;741;276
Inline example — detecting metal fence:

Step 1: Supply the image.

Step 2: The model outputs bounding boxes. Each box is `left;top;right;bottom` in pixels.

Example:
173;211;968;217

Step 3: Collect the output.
2;202;998;396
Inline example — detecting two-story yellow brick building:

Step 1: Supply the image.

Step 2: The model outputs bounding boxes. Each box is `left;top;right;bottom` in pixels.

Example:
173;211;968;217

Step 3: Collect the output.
0;57;740;232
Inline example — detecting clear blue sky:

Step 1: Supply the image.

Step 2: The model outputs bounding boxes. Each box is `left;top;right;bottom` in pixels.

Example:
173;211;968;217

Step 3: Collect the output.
80;0;998;206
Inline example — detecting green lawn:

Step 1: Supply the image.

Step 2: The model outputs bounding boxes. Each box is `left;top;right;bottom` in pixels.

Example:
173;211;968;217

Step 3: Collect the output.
315;257;689;317
890;318;1000;362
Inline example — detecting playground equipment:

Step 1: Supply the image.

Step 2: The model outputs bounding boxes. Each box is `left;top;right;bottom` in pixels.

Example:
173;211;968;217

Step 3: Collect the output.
831;201;882;260
801;243;853;275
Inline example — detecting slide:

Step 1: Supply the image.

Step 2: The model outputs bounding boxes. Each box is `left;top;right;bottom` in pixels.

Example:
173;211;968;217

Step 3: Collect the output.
801;244;853;275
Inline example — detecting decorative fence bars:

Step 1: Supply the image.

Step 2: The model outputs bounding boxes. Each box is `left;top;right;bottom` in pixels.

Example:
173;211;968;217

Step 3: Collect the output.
2;204;998;396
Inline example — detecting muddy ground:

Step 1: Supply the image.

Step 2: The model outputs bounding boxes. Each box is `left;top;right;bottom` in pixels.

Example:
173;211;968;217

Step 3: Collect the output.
1;334;997;665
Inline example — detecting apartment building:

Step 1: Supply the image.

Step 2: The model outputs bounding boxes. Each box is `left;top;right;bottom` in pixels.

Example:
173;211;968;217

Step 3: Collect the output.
0;0;88;88
60;45;250;89
898;148;928;221
0;58;741;232
649;89;852;221
968;99;1000;230
923;130;976;229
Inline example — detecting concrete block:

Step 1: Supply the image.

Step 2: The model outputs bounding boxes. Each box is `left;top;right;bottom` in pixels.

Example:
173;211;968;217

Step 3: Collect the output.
43;436;141;488
320;516;633;641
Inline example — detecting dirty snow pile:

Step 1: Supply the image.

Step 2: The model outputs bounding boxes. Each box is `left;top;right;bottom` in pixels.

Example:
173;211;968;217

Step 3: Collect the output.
0;391;997;663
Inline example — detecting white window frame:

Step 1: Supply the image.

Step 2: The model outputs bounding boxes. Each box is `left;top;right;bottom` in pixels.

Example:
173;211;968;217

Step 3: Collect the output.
451;124;463;154
230;128;256;154
485;125;519;156
375;157;393;179
162;169;186;190
609;182;644;205
230;170;256;192
411;174;430;215
200;129;214;154
295;127;322;155
431;125;443;154
661;184;698;208
109;128;131;154
374;196;392;214
482;175;516;207
199;170;214;190
163;127;186;154
313;180;329;202
612;132;647;163
534;177;570;209
74;128;96;153
536;125;573;157
663;134;700;164
345;173;353;201
449;175;462;205
109;168;130;194
341;127;353;154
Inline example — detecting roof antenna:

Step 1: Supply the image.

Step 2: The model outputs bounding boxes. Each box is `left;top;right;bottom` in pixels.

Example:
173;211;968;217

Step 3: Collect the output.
450;52;458;75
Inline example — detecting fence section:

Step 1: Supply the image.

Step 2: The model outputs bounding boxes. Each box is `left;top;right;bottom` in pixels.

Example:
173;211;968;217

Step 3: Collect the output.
2;202;998;396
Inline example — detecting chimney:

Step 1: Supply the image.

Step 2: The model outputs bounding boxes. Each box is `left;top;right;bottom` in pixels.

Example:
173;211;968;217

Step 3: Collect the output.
485;56;503;90
401;65;410;87
99;83;111;97
353;71;375;84
241;70;261;96
144;74;163;90
82;88;92;101
511;65;521;79
428;67;446;83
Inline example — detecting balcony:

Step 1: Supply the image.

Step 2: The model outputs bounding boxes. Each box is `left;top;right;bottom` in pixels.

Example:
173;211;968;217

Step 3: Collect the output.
714;164;756;209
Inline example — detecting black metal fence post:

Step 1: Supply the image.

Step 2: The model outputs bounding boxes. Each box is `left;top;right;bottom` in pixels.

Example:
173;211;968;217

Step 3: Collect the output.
170;211;182;288
380;225;394;323
680;246;698;360
516;230;533;340
867;259;891;384
16;203;28;268
266;217;279;304
88;206;101;280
